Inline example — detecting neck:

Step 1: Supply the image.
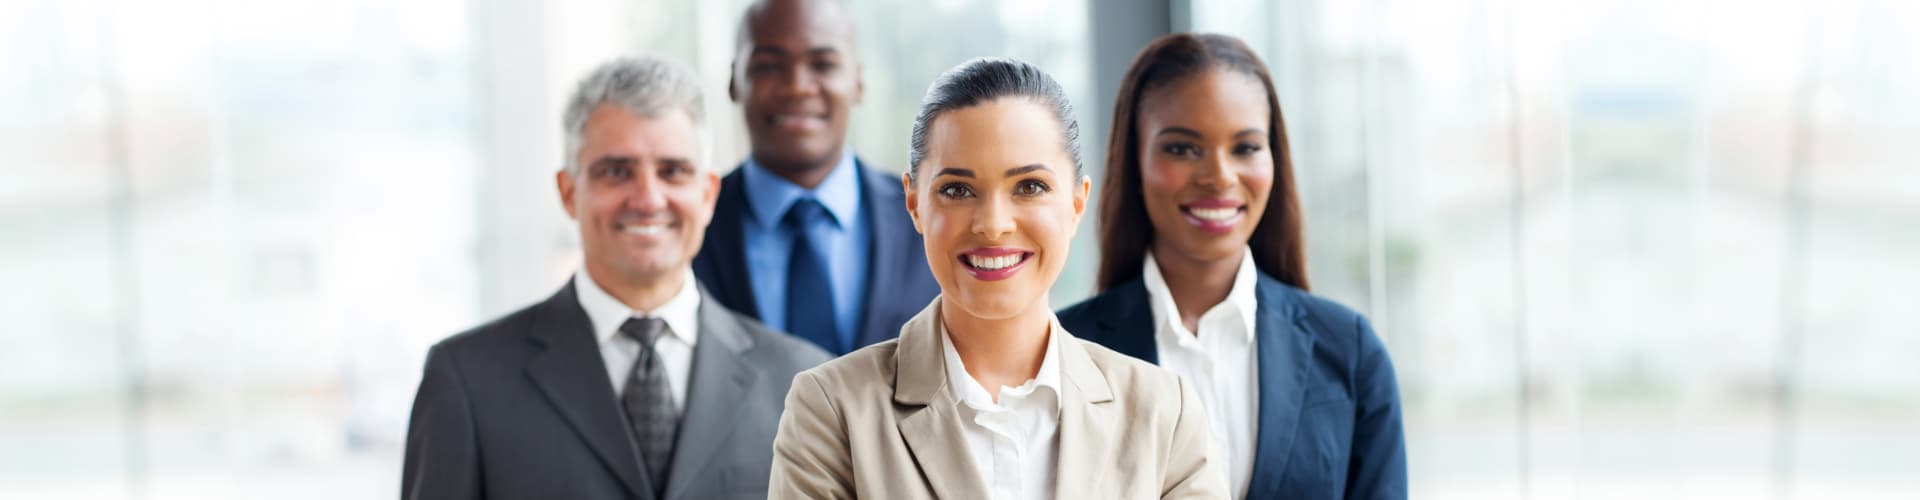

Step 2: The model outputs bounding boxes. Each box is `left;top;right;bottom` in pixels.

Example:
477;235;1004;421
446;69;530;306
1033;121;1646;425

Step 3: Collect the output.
584;262;684;313
756;146;847;190
941;297;1052;403
1152;242;1241;334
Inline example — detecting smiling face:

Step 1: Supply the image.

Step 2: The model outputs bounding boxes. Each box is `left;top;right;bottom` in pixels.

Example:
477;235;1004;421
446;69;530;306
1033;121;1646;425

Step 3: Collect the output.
731;0;863;175
558;104;721;285
906;98;1089;321
1136;68;1275;264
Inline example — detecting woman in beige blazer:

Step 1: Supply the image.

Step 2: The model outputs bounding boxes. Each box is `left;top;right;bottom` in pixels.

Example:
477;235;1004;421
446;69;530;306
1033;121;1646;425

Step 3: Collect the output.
768;57;1228;500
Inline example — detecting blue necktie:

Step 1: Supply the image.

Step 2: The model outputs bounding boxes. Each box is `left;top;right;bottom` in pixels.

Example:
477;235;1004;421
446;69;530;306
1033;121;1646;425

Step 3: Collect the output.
783;198;842;353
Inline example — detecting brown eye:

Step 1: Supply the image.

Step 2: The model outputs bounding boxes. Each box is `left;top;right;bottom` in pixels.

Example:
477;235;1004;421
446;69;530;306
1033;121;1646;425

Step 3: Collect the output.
1014;179;1051;197
938;183;975;199
596;163;632;180
1161;142;1200;158
1233;142;1265;156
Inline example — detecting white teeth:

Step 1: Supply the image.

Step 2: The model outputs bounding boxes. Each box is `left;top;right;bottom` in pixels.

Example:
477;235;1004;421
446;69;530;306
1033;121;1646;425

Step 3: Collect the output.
623;224;670;236
966;254;1022;270
1190;207;1239;221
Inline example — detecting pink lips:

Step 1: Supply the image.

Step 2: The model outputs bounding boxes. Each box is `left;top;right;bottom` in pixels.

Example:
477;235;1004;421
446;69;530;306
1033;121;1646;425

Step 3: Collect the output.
1180;198;1247;234
957;247;1033;282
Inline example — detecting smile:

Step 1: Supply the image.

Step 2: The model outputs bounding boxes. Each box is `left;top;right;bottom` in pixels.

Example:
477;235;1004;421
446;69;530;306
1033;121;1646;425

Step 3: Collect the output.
1180;199;1246;234
958;247;1033;281
620;222;675;236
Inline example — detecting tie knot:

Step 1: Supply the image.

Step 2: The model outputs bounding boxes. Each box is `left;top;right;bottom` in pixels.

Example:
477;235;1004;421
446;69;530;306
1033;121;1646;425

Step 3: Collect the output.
619;317;669;346
782;197;831;229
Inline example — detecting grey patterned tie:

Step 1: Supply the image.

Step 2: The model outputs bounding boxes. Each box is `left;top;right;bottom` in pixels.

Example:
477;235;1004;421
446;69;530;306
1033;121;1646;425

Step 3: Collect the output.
619;317;678;497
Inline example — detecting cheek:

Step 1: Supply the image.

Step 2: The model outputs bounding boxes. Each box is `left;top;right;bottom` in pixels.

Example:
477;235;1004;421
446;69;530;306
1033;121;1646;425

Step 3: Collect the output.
1240;163;1277;201
1020;204;1076;261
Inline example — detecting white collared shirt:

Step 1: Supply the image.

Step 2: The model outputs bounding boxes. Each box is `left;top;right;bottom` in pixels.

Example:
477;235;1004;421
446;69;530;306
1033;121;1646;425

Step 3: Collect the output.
942;323;1062;500
1143;249;1260;499
574;268;701;411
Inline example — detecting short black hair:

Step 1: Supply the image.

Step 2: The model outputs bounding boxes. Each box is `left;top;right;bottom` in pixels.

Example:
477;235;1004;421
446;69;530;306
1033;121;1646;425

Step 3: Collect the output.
906;57;1080;184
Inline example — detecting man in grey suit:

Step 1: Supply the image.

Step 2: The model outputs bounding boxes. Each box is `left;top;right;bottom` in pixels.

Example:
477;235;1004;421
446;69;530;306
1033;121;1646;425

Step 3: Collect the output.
402;56;832;500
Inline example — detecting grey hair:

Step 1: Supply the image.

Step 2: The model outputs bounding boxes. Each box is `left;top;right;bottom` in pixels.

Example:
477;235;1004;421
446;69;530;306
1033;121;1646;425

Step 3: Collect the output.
906;57;1081;185
561;56;709;172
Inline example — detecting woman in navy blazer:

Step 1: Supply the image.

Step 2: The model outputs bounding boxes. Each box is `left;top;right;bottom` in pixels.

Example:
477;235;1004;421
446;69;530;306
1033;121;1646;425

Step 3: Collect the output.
1058;33;1407;499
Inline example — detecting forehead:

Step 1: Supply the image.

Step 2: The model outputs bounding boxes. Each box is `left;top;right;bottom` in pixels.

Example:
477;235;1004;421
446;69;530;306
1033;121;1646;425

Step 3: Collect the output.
741;1;856;54
925;99;1070;175
1138;69;1270;130
577;104;698;160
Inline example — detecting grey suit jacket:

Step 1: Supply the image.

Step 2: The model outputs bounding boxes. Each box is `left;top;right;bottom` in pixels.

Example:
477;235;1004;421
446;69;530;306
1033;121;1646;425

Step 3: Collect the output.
402;279;832;500
768;297;1228;499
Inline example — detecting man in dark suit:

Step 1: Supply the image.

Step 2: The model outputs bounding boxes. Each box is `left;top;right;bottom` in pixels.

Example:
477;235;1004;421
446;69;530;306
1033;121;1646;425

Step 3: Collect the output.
694;0;939;355
402;56;831;500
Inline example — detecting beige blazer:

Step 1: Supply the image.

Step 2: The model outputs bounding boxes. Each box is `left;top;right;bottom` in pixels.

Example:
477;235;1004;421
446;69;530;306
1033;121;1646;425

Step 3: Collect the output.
769;297;1228;499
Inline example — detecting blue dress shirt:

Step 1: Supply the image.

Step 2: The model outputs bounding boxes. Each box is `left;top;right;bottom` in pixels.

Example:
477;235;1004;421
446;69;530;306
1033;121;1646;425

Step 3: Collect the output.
740;151;870;348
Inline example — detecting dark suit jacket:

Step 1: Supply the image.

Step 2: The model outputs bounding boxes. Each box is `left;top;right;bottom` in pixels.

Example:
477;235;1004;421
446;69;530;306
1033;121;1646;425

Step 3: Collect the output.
1057;272;1409;500
693;159;940;352
401;280;832;500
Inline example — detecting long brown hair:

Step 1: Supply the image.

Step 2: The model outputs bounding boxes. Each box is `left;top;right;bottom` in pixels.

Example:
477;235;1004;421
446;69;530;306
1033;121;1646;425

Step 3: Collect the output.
1096;32;1309;291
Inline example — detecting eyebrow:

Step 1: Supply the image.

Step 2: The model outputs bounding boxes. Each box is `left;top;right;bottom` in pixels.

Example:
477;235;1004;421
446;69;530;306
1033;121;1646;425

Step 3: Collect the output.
1155;127;1269;140
1154;127;1203;139
748;46;842;58
1005;164;1051;176
935;167;974;178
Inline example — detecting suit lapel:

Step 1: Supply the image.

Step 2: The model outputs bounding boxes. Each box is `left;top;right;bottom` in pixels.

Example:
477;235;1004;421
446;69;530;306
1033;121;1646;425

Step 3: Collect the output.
1245;277;1313;498
1053;328;1118;499
523;282;650;499
700;167;760;320
1092;278;1160;364
854;160;911;348
662;288;757;500
891;299;989;499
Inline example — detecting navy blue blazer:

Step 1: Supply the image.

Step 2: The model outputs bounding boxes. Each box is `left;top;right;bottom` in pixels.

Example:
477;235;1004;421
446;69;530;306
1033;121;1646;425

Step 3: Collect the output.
693;159;941;354
1058;272;1408;500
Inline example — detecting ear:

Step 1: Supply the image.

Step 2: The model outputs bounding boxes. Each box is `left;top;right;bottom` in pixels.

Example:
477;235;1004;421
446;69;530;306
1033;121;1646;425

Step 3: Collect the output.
1071;174;1091;225
701;168;722;207
902;172;923;234
557;168;580;220
728;68;741;103
853;62;866;105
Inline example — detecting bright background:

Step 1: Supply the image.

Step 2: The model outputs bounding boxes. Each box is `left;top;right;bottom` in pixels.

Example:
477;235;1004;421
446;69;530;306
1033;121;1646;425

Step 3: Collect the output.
2;0;1914;498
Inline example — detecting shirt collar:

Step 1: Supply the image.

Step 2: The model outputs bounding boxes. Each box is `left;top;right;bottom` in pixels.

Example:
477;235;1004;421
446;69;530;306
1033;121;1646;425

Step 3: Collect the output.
741;149;861;229
939;316;1062;410
574;268;701;347
1141;247;1259;343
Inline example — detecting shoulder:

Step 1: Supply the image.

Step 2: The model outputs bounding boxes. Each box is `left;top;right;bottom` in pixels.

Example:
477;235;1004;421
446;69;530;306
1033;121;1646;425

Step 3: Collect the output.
784;339;900;414
1055;278;1145;338
725;308;835;369
795;339;896;390
1071;338;1183;400
1260;277;1394;369
854;160;905;199
437;300;543;353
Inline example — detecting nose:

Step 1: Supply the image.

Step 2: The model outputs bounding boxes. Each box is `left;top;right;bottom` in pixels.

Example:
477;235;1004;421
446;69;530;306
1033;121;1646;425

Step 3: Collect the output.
970;192;1016;240
626;167;669;212
772;63;820;100
1194;149;1239;190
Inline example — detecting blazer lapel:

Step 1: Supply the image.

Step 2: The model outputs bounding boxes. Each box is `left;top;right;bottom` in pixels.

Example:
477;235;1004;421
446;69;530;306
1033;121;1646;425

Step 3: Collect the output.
699;167;760;319
854;160;912;348
524;281;650;498
1053;326;1118;499
662;288;758;500
1244;276;1313;498
891;299;989;499
1092;278;1160;364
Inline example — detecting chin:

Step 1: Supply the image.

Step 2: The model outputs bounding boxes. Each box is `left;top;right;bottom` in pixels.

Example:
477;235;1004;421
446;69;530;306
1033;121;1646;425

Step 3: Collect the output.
946;285;1042;322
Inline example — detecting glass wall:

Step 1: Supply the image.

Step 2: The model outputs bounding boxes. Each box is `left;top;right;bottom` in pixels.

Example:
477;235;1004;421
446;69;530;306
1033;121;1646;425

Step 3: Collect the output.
3;0;1912;498
1192;0;1920;498
0;0;1089;498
